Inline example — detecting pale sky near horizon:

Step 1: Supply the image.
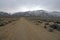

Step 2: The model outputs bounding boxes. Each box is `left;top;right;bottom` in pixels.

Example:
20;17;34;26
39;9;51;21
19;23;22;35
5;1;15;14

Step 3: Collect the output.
0;0;60;13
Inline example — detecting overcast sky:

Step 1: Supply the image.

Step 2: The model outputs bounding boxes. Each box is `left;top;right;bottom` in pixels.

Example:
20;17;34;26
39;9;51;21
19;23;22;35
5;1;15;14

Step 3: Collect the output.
0;0;60;13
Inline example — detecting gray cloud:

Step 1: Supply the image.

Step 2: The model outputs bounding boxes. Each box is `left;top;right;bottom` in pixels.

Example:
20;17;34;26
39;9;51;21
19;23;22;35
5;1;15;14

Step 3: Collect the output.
0;0;60;13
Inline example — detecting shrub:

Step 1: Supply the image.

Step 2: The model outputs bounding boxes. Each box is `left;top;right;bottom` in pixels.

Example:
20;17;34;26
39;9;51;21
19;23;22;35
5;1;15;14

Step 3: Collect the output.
54;21;60;24
0;19;2;21
48;28;53;32
49;23;58;29
45;22;49;25
8;21;12;23
44;25;47;28
4;22;8;24
56;26;60;31
37;21;42;23
49;23;60;31
0;23;4;26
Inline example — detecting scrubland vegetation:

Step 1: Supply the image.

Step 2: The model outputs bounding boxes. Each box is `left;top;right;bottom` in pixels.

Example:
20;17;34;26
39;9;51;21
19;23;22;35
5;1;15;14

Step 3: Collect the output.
25;17;60;32
0;11;60;32
0;11;60;40
0;17;19;27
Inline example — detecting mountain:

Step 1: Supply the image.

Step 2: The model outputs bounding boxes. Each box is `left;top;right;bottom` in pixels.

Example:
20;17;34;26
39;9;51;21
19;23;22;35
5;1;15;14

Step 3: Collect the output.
12;12;26;17
12;10;60;19
0;12;11;17
50;11;60;17
0;10;60;20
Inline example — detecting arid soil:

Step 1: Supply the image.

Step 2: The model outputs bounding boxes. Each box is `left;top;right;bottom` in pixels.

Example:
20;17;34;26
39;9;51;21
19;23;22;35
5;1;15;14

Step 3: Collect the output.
0;17;60;40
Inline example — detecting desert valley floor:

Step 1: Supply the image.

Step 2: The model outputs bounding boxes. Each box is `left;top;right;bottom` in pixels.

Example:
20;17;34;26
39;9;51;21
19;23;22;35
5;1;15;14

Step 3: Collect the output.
0;18;60;40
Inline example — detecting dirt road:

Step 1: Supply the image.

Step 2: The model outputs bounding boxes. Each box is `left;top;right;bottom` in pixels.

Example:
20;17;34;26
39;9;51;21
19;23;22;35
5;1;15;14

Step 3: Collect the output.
0;18;60;40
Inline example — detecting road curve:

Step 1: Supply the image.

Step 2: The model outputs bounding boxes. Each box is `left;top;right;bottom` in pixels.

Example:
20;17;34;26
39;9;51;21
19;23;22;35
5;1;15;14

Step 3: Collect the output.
0;18;60;40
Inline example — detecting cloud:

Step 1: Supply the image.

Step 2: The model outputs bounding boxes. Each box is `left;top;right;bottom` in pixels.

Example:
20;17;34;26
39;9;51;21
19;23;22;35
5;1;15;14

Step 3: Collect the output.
0;0;60;13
